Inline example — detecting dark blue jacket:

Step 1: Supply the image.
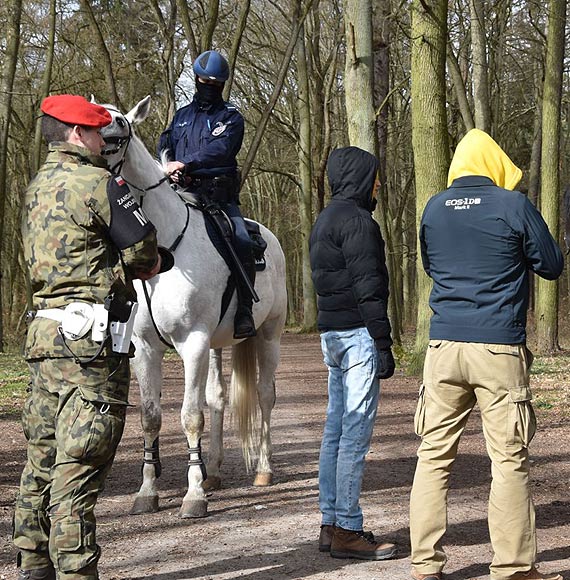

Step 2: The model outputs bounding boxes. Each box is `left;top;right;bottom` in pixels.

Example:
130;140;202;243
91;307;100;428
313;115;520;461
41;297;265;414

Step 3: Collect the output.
158;96;244;177
309;147;392;347
420;175;564;344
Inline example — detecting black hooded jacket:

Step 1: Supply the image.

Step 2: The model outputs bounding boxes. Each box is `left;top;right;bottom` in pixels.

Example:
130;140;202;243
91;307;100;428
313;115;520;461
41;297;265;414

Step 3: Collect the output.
309;147;392;348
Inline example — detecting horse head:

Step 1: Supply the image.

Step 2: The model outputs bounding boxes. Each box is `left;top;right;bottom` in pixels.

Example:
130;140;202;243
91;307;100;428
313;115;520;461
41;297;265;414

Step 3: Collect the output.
564;185;570;253
91;96;168;203
92;95;150;171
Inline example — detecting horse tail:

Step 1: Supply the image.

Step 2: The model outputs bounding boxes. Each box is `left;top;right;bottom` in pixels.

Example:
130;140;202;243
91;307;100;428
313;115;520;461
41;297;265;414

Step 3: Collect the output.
230;338;258;470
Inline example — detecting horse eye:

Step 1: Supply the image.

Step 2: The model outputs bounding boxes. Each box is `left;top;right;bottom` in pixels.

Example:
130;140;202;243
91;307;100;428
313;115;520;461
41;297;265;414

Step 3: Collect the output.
116;117;125;128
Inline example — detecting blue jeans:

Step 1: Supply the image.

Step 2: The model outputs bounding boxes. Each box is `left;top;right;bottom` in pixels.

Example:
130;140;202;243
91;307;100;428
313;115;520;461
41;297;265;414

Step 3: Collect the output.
319;326;380;531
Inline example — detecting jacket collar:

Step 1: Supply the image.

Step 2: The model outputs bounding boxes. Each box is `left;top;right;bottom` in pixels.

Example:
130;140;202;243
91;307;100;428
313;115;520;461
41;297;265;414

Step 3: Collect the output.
449;175;495;188
48;142;108;169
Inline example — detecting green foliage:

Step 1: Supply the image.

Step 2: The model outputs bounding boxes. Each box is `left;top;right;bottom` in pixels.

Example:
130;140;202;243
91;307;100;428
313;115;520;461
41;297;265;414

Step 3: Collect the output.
0;351;28;417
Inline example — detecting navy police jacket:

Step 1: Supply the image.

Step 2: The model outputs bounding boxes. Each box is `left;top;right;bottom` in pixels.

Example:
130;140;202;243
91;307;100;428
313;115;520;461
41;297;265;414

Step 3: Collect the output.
309;147;392;348
421;174;563;344
158;96;244;177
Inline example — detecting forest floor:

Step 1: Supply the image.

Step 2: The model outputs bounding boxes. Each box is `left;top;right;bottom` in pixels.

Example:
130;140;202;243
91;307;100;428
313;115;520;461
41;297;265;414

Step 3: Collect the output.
0;332;569;580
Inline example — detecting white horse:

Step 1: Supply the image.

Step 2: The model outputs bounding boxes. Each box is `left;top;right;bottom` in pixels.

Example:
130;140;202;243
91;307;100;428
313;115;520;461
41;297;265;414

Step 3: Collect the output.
97;96;287;518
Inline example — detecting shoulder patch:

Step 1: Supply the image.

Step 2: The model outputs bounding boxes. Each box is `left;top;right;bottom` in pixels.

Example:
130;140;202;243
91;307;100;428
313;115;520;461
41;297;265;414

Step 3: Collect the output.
107;176;155;249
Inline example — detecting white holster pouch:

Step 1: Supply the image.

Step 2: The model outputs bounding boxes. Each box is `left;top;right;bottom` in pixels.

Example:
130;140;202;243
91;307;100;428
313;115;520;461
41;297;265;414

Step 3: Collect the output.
35;301;137;353
109;302;138;354
36;302;97;341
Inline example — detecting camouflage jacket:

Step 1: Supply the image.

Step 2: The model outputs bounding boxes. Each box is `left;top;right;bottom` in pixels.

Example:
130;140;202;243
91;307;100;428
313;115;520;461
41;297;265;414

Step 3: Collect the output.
23;143;158;360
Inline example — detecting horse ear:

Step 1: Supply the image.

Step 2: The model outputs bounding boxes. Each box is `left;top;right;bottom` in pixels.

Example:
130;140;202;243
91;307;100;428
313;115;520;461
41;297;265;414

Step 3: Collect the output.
126;95;151;125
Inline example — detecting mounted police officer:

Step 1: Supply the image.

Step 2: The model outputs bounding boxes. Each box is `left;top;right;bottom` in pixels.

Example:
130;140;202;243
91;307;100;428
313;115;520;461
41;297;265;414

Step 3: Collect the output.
14;94;166;580
158;49;257;339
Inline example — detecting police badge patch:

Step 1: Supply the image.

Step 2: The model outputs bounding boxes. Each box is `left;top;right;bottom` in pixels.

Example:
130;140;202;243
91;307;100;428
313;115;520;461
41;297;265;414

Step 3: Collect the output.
212;122;227;136
107;176;155;249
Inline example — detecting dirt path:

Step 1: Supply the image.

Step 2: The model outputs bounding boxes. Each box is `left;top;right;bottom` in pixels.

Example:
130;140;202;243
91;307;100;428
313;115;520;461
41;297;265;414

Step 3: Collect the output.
1;333;569;579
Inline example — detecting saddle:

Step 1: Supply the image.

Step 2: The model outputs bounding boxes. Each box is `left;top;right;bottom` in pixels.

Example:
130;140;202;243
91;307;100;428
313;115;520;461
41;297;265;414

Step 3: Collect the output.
175;189;267;322
177;189;267;270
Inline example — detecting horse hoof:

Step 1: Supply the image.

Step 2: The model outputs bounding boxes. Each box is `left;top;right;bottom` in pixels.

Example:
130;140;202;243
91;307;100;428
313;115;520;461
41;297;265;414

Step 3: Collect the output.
131;495;159;514
253;472;273;487
179;500;208;518
202;476;222;491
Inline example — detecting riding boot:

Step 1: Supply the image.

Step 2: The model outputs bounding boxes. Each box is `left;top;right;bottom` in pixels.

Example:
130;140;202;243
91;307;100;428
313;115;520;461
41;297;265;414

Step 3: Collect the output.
234;258;257;339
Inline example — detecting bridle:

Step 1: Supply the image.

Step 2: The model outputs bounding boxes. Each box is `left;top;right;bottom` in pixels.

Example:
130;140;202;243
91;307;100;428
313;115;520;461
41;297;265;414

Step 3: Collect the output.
101;107;169;196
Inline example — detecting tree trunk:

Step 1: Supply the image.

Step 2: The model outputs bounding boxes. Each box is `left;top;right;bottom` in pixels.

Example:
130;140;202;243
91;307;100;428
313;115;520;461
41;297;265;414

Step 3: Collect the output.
0;0;22;352
535;0;566;353
447;47;475;132
79;0;121;106
344;0;377;153
469;0;491;132
241;0;315;184
373;0;401;345
33;0;56;173
176;0;198;61
409;0;449;374
224;0;251;101
296;21;317;330
149;0;177;120
201;0;220;54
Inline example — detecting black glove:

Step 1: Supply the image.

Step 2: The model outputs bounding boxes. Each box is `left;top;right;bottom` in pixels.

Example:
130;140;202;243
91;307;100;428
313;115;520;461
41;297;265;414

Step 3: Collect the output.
376;347;395;380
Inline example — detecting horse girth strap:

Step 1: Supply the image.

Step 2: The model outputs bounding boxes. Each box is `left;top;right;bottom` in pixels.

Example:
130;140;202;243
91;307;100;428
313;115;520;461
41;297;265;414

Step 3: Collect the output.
142;281;174;349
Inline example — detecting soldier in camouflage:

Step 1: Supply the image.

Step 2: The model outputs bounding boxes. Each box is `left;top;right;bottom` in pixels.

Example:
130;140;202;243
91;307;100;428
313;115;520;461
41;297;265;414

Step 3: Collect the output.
14;94;163;580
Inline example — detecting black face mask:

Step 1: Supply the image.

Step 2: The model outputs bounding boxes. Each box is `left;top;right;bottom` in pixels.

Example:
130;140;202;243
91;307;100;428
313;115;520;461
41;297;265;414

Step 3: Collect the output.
370;197;378;213
195;81;223;107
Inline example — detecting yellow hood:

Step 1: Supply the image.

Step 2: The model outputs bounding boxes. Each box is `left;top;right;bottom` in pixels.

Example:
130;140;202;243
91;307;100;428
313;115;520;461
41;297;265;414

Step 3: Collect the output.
447;128;522;190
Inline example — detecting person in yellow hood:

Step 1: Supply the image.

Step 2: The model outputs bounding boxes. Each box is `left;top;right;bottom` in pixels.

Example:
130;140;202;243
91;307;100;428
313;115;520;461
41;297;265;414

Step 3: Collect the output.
409;129;564;580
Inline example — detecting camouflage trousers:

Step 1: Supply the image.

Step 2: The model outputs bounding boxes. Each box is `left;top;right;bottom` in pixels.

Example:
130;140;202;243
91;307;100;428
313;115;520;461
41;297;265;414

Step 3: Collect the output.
13;356;130;580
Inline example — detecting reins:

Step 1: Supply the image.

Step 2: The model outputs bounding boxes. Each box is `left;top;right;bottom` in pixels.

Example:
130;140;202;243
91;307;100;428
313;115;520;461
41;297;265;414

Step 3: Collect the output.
140;199;191;351
102;108;170;195
102;107;183;350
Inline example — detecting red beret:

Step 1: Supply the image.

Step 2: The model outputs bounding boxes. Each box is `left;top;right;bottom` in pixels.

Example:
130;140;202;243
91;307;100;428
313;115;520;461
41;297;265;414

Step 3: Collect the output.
41;94;112;128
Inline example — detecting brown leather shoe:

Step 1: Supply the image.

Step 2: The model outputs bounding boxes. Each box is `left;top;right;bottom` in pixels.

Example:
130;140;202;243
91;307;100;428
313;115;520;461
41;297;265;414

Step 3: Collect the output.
330;527;397;560
509;568;563;580
318;525;334;552
411;568;442;580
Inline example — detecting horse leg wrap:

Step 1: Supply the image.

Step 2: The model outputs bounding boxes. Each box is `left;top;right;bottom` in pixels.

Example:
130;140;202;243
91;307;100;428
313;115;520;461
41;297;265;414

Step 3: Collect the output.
142;437;162;478
187;439;208;481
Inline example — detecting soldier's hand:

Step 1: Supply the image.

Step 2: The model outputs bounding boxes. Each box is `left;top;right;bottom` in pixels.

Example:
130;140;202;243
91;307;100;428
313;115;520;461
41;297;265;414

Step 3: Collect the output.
136;254;162;280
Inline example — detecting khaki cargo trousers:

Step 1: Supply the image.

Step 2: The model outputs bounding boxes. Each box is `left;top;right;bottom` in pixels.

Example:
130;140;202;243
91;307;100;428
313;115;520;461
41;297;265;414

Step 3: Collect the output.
13;357;129;579
410;340;537;580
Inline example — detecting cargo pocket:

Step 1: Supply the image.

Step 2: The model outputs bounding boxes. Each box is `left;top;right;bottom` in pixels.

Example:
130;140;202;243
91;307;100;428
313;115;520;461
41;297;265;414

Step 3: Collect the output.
53;519;98;573
21;394;34;441
63;390;127;464
507;385;536;448
414;384;427;437
13;504;49;552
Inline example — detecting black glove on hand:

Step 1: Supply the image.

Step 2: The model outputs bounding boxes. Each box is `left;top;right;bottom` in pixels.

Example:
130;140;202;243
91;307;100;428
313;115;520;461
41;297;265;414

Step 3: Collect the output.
376;347;395;380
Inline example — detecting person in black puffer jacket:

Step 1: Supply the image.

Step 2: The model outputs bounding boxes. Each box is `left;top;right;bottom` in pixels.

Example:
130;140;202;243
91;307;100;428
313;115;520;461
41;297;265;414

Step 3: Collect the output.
309;146;396;561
